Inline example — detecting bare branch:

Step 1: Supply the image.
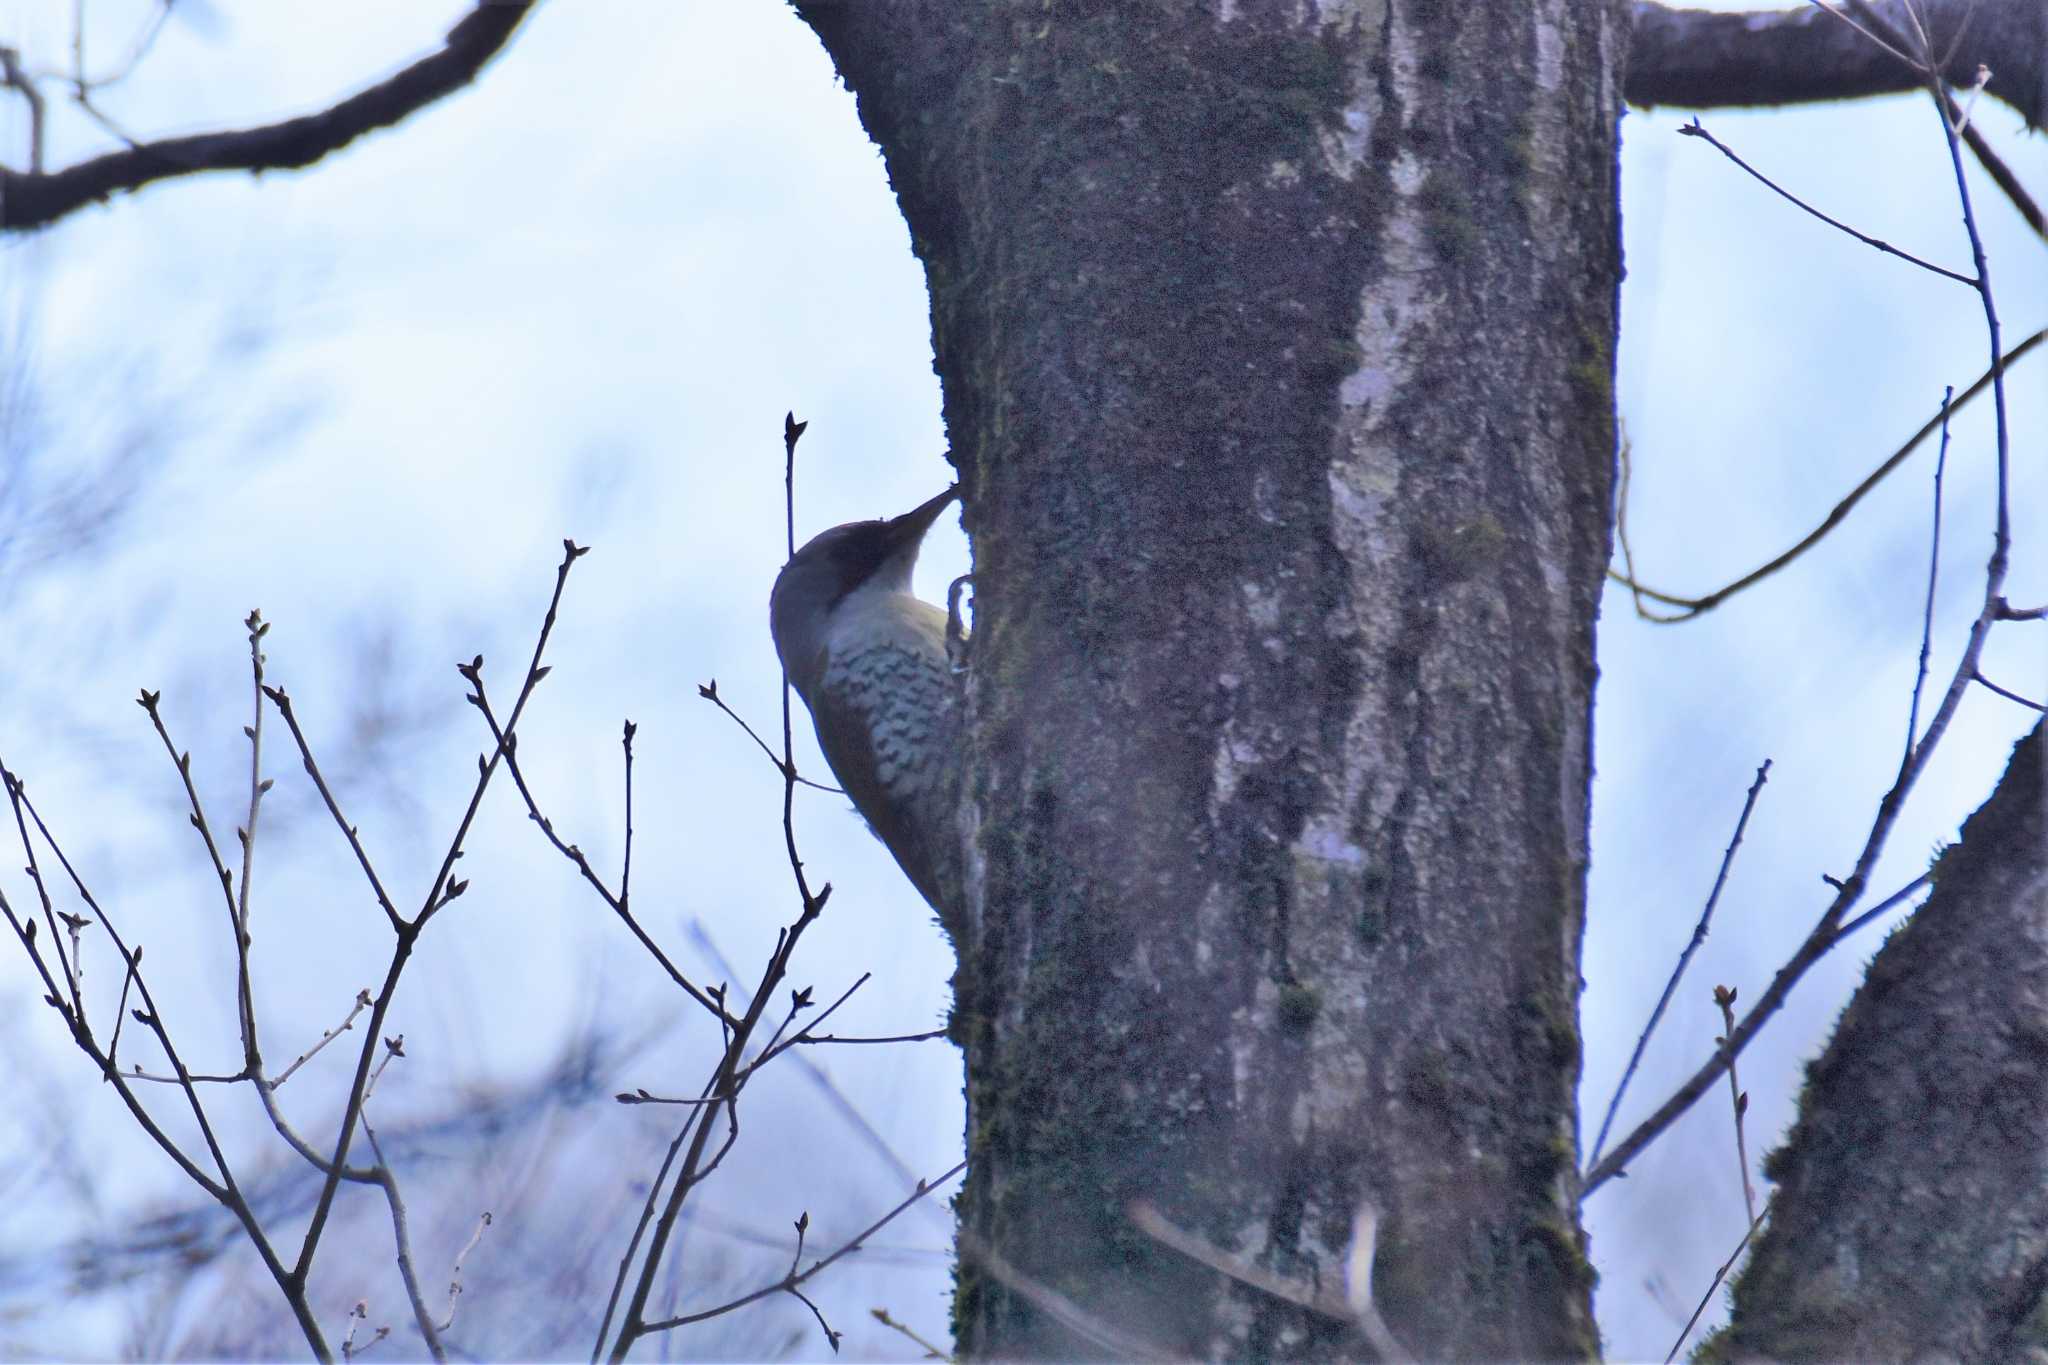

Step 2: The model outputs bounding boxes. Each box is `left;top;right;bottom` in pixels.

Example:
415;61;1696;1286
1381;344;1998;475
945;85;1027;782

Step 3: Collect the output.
1974;671;2047;712
468;680;727;1023
1675;118;1974;285
1627;1;2048;132
138;686;259;1041
640;1162;967;1338
234;610;272;1073
359;1111;447;1365
0;2;535;231
1713;985;1760;1228
1902;390;1954;762
271;989;375;1089
957;1225;1174;1362
698;679;843;793
869;1308;948;1360
0;47;47;173
2;760;327;1355
1610;327;2044;621
436;1211;493;1334
1665;1209;1766;1362
1587;760;1770;1170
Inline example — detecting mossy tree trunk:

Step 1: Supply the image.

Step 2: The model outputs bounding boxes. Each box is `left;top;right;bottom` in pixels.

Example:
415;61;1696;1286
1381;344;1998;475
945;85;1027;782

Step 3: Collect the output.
1716;723;2048;1359
797;3;1625;1356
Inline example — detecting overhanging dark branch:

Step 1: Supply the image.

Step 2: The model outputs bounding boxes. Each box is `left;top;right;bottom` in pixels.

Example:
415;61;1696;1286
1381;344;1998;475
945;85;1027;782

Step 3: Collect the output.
1628;1;2047;128
0;0;533;232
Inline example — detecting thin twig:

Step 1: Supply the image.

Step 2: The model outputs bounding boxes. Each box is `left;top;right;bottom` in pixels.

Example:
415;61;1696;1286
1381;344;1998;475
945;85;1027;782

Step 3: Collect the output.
1930;64;2012;606
126;1067;252;1086
614;1089;722;1107
5;785;82;1020
620;720;636;904
779;415;827;915
1902;389;1953;765
688;921;937;1196
138;686;261;1056
699;680;843;793
870;1307;948;1360
641;1162;967;1336
1128;1200;1349;1322
1587;760;1770;1170
271;990;375;1089
1677;117;1973;285
591;1089;715;1363
1127;1196;1419;1362
1665;1208;1766;1363
3;769;326;1354
436;1211;492;1333
261;687;404;934
751;984;820;1065
65;0;175;94
1826;870;1933;946
233;610;272;1073
799;1028;949;1046
359;1113;447;1364
0;47;47;173
1713;986;1759;1227
1808;0;1918;67
0;800;81;1033
107;943;140;1066
1973;672;2045;712
469;684;725;1022
1609;328;2043;621
958;1226;1175;1362
340;1302;388;1362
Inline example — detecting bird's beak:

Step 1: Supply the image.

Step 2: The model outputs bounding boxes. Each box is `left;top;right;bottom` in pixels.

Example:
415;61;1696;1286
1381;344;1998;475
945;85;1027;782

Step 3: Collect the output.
885;485;959;543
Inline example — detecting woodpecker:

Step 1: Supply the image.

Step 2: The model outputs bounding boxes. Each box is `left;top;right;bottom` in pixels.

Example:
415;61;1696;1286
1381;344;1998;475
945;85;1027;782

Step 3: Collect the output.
770;486;964;941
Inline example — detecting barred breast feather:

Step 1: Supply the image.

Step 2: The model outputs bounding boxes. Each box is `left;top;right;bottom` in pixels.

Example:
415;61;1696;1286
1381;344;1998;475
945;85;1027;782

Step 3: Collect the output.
810;593;963;937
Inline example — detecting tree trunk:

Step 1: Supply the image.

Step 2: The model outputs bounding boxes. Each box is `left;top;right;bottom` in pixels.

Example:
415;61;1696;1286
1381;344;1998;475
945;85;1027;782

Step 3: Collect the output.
1714;722;2048;1360
798;3;1625;1356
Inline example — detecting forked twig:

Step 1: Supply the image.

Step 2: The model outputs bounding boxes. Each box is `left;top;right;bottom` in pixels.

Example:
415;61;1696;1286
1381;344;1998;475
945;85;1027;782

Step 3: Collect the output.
640;1161;966;1340
1588;760;1770;1171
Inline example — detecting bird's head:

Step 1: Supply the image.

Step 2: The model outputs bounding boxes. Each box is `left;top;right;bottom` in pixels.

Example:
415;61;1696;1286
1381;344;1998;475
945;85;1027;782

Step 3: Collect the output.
770;485;959;697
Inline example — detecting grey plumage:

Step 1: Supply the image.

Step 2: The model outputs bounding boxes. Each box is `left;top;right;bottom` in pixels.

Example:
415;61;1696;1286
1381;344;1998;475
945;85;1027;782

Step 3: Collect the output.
770;486;964;940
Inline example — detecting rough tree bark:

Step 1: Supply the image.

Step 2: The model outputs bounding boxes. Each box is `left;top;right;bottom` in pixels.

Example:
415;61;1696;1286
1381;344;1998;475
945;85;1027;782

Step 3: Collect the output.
798;3;1625;1356
1711;722;2048;1359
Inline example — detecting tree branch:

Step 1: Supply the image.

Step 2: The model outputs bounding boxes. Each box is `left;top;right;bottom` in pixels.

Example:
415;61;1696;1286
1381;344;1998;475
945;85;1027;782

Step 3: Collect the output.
0;1;534;232
1628;1;2048;130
